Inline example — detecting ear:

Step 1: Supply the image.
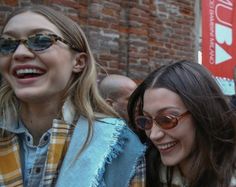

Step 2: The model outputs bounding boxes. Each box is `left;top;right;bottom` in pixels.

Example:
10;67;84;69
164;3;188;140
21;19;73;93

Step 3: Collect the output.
72;52;87;73
105;98;114;107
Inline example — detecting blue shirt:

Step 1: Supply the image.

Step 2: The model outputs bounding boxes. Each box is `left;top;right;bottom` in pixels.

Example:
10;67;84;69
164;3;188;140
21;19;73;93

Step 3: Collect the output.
14;121;51;187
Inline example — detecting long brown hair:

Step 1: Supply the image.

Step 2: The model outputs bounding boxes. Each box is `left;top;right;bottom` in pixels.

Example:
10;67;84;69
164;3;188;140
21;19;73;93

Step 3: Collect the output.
128;60;236;187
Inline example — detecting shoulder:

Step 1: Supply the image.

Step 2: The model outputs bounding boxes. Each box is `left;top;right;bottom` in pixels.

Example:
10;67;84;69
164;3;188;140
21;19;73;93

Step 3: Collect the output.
74;116;146;161
94;117;142;142
73;116;144;148
94;117;126;126
79;116;139;138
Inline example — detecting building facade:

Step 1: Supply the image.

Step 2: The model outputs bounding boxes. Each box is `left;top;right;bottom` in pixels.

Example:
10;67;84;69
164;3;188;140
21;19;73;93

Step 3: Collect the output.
0;0;199;81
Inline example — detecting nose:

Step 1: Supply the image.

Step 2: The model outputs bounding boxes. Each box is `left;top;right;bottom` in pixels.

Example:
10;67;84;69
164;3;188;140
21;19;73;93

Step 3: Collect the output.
12;43;35;62
148;123;165;141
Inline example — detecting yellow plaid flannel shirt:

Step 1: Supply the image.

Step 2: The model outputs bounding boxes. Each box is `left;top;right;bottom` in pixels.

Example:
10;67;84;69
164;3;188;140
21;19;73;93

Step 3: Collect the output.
0;119;74;186
129;156;146;187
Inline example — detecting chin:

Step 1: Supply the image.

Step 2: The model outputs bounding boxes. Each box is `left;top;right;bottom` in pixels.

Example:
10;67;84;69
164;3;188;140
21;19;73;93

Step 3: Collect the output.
15;91;43;102
161;155;181;166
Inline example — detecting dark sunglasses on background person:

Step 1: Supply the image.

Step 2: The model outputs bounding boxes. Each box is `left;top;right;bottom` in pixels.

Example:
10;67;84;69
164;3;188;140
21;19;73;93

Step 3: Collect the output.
0;33;80;55
135;110;190;130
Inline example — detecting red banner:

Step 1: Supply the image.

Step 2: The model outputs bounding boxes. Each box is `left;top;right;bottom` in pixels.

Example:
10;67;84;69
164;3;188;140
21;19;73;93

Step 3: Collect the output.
202;0;236;79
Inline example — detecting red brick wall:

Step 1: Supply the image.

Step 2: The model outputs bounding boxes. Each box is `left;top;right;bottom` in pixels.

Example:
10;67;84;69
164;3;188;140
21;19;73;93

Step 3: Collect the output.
0;0;196;81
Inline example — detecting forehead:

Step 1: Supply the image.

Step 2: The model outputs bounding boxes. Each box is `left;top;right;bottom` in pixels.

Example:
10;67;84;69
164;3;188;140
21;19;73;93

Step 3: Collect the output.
143;88;186;112
3;11;62;36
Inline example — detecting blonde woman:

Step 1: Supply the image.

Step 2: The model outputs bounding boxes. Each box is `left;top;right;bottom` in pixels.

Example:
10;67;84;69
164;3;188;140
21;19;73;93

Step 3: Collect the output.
0;5;145;187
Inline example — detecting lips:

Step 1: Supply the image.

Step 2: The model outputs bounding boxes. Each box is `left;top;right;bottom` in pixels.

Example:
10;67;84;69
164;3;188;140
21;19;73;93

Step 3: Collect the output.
13;66;46;79
158;141;178;151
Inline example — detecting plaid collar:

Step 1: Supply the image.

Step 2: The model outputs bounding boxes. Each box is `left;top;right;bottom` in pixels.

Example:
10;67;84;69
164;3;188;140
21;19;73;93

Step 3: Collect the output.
0;119;74;186
160;165;189;187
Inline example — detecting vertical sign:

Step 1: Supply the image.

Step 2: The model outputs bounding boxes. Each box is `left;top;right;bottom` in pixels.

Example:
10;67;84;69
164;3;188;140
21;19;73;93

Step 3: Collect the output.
202;0;235;79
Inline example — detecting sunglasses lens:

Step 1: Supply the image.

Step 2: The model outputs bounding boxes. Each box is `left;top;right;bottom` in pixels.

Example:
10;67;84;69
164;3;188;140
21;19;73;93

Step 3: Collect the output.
156;116;176;129
135;116;152;130
27;34;53;51
0;38;19;55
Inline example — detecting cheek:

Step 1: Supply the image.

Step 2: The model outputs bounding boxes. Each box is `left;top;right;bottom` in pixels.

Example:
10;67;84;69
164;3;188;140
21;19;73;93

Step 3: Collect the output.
181;121;196;150
40;52;74;74
187;127;195;146
39;45;74;64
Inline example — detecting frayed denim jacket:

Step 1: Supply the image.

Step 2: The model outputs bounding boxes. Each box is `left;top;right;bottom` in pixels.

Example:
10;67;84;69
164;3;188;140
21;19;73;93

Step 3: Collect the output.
56;116;146;187
0;116;145;187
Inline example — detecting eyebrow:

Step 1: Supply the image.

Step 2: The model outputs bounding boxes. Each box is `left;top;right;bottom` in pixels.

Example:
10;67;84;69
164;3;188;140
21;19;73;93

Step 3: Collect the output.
2;28;56;37
143;106;180;115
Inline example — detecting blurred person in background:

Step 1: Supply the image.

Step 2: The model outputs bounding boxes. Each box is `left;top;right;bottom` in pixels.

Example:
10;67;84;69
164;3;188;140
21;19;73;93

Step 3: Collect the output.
99;74;137;122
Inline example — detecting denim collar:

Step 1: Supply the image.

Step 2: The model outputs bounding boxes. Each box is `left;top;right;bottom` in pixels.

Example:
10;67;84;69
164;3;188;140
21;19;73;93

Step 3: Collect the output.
0;119;26;134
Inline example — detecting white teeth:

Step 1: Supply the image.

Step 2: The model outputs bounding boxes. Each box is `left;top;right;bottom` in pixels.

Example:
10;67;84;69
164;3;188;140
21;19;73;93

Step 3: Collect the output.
16;69;42;75
158;142;177;150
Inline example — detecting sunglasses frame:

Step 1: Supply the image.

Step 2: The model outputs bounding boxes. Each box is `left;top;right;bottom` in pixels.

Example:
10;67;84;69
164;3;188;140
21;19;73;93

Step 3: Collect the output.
0;33;79;55
135;110;190;130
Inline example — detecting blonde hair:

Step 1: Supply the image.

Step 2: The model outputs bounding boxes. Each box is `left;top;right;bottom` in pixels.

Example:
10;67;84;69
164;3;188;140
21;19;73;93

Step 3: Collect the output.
0;5;118;154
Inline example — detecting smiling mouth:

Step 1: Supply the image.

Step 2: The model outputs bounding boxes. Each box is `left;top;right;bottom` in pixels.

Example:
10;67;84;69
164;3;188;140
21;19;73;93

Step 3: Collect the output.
158;141;177;151
14;68;45;79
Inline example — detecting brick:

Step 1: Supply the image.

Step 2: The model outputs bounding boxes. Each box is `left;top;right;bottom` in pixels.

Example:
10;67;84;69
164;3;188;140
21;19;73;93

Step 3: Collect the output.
129;28;148;36
4;0;18;6
88;19;109;28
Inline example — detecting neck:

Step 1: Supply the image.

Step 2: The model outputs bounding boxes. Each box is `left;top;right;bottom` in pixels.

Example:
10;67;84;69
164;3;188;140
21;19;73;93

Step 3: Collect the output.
20;100;62;145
